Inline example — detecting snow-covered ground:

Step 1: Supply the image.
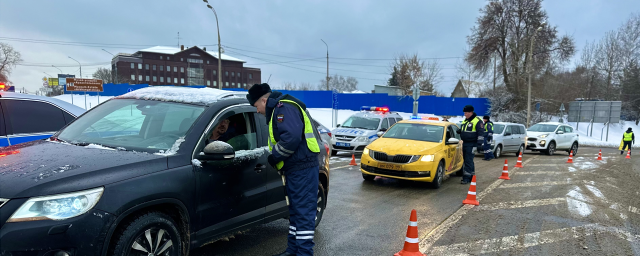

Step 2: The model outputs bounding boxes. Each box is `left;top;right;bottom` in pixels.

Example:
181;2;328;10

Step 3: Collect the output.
54;94;113;110
565;121;639;149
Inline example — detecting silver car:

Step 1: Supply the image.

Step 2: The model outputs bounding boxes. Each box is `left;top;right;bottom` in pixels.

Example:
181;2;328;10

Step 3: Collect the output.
473;122;527;158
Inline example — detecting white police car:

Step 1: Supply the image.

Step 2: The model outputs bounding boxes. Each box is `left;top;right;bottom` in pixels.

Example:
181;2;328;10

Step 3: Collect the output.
331;106;403;155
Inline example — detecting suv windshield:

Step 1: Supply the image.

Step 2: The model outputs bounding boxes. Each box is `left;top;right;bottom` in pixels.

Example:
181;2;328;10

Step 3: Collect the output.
56;99;205;153
493;124;505;134
341;116;380;130
527;124;558;132
382;123;444;142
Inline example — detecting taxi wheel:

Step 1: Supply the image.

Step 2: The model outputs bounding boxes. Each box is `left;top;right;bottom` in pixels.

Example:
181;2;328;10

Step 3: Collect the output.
315;183;327;228
430;162;445;189
362;173;375;181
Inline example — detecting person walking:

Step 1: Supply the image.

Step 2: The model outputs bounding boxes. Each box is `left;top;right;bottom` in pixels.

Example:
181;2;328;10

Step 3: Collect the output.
621;127;635;155
457;105;484;184
482;115;494;161
247;83;320;256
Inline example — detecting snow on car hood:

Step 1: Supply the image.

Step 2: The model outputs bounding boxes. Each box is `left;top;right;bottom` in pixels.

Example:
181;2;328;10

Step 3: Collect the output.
116;86;230;105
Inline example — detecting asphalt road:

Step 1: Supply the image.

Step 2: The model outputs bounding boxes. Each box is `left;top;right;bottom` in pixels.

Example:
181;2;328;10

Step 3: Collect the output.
192;148;640;256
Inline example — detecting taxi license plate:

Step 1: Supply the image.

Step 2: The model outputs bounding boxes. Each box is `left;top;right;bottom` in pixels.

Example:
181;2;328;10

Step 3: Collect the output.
378;163;402;171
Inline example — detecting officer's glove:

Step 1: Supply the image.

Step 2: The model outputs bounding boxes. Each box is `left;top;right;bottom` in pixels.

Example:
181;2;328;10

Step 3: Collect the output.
268;155;278;169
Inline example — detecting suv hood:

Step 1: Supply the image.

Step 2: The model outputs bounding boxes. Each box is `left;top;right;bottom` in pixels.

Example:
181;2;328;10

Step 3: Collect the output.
368;138;441;155
332;128;374;137
526;131;550;137
0;140;167;199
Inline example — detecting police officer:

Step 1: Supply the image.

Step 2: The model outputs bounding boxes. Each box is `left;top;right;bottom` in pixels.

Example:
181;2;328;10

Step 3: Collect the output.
247;83;320;256
482;115;494;161
457;105;484;184
621;127;635;155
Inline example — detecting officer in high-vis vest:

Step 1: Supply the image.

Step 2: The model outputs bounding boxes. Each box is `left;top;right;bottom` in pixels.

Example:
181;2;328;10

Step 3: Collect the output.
247;83;320;256
482;115;494;161
621;127;634;155
456;105;485;184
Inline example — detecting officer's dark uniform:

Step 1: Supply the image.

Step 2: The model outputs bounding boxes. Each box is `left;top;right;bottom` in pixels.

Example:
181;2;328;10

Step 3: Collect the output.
622;128;634;154
457;105;484;184
482;116;494;160
247;84;320;256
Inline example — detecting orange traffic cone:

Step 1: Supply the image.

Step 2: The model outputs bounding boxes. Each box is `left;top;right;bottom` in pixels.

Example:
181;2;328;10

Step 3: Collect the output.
597;149;603;161
394;209;426;256
514;152;524;168
462;175;479;206
349;154;357;166
626;149;631;159
566;151;574;163
499;159;510;180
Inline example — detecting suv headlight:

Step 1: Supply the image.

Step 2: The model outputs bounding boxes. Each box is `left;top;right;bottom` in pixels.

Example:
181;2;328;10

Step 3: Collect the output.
355;136;369;142
8;187;104;222
539;134;549;138
421;155;435;162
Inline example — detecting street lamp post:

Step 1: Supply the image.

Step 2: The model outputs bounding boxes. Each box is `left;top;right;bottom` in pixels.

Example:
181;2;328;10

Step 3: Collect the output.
321;39;329;91
102;49;118;84
68;56;82;78
52;65;63;74
526;23;545;128
204;0;222;89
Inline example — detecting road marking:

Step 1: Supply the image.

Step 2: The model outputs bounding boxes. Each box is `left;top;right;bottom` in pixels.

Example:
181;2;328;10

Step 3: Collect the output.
476;198;565;211
418;156;539;252
429;224;640;254
527;164;561;167
332;164;358;170
501;181;573;188
514;171;565;175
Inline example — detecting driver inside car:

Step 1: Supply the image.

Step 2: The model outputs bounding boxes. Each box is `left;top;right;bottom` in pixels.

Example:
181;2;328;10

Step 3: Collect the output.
206;117;250;151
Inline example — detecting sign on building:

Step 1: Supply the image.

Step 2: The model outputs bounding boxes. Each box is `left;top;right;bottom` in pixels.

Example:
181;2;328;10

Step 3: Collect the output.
58;74;75;87
48;78;59;86
567;101;621;123
66;78;104;92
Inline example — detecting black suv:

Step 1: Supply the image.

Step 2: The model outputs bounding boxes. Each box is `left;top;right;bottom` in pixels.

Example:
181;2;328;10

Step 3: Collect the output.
0;87;330;256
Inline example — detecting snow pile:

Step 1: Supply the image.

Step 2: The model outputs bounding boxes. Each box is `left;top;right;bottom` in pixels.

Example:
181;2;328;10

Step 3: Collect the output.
565;121;639;149
54;94;113;110
344;90;367;94
117;86;229;105
191;159;202;167
234;146;269;162
84;144;116;150
155;136;186;156
204;141;234;152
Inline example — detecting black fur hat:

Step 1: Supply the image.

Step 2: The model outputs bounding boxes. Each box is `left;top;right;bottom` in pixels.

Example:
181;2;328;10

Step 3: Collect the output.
463;105;474;112
246;83;272;105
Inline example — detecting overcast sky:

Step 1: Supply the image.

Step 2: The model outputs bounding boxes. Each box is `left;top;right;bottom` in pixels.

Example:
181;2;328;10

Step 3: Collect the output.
1;0;638;94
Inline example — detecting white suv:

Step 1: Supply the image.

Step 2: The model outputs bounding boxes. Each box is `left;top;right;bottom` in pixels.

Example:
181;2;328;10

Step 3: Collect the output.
526;122;579;155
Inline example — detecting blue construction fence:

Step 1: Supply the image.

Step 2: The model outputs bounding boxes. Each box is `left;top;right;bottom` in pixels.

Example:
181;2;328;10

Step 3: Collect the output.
65;83;490;116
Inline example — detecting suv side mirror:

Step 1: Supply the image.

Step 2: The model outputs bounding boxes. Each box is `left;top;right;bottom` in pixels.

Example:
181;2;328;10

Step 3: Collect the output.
379;128;388;132
196;141;235;161
446;138;460;145
336;124;341;128
376;131;385;137
556;130;565;134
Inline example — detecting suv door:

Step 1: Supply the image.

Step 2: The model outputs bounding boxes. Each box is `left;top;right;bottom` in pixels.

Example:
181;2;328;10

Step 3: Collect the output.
555;126;568;149
503;125;515;152
194;107;268;237
1;99;67;145
388;117;397;128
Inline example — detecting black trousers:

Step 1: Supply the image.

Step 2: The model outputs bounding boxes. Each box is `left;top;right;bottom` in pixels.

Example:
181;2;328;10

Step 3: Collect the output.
622;141;632;152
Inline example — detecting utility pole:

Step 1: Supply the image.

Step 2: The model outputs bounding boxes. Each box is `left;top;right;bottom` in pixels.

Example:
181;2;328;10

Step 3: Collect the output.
493;55;496;90
321;39;329;90
204;1;223;89
526;23;545;128
102;49;118;84
176;32;181;47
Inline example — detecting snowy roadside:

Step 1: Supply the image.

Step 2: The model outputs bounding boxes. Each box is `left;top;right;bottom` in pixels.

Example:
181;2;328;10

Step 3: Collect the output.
566;121;639;149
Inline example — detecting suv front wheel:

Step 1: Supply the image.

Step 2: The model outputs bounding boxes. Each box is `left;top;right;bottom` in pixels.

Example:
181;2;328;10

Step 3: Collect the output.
569;142;578;156
111;212;182;256
545;141;556;156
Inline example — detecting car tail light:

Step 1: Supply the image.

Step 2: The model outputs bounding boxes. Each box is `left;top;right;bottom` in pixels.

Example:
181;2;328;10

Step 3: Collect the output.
328;132;332;137
324;144;330;154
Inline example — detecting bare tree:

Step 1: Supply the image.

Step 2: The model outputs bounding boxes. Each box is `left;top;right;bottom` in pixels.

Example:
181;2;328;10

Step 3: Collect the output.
92;67;131;84
618;13;640;69
596;31;623;100
0;43;22;84
466;0;575;102
390;53;443;95
318;74;359;92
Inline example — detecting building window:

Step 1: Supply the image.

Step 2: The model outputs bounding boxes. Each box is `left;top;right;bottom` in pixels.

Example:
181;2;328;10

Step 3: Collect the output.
237;83;241;88
160;65;164;71
213;81;217;87
167;66;170;72
153;76;157;82
167;77;170;83
174;67;177;72
225;71;228;76
181;58;184;61
244;83;247;87
225;82;229;87
131;74;135;81
160;77;164;83
231;72;235;77
180;67;184;73
145;64;149;70
181;78;185;84
232;83;235;87
174;78;178;84
238;73;241;78
207;80;210;86
187;58;203;64
213;70;217;76
207;60;210;64
139;75;143;81
160;56;163;60
130;63;134;69
167;57;170;60
152;65;156;71
249;73;253;79
146;76;150;82
138;64;142;69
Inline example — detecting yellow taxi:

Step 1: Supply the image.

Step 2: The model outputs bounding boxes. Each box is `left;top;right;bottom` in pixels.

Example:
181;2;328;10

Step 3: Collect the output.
360;117;464;188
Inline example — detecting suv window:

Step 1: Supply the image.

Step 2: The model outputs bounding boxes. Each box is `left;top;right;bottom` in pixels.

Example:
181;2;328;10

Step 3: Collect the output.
380;118;390;130
3;99;66;134
205;112;258;152
564;126;573;133
515;126;525;135
505;126;513;135
493;124;505;134
389;118;397;126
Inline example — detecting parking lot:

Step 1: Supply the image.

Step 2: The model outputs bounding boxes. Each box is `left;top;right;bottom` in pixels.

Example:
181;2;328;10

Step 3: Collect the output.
192;147;640;255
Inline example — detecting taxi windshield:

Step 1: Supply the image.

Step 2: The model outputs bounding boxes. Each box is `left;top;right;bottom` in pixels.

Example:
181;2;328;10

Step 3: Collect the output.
382;123;444;142
527;124;558;132
341;116;380;130
56;99;205;153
